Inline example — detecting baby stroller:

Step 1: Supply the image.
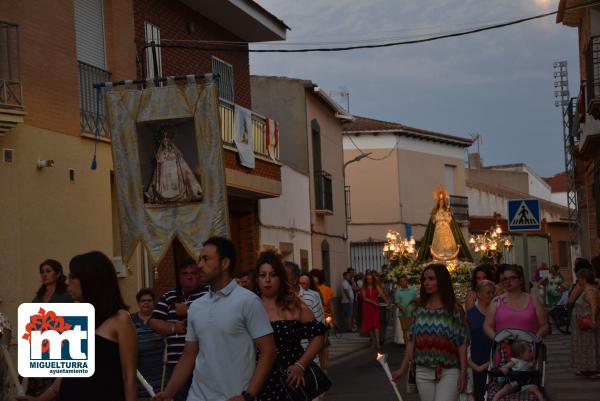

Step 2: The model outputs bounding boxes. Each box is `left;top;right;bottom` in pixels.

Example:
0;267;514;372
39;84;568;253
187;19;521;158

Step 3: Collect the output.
484;329;546;401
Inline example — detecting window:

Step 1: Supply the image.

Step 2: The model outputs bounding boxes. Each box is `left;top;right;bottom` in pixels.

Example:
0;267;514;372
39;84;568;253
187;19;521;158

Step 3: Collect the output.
444;164;456;194
144;22;162;79
74;0;106;68
74;0;110;137
211;56;234;102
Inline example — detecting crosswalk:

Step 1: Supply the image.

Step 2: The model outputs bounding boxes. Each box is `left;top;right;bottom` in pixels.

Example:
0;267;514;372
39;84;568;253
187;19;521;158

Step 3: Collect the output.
543;333;600;401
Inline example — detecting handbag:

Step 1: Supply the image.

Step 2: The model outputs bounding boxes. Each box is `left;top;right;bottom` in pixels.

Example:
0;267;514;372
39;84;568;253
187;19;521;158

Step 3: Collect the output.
577;314;594;331
406;360;418;394
279;361;332;401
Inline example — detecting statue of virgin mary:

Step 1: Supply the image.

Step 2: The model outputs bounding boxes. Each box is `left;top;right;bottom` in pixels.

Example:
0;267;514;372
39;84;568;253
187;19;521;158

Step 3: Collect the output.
415;186;473;263
145;125;203;205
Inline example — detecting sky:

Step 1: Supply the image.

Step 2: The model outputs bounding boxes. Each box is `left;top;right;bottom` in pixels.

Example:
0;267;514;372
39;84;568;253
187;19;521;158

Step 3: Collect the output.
250;0;580;177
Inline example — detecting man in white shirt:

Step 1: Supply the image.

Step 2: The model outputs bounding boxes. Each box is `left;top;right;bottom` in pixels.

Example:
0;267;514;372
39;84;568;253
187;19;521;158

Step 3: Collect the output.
340;271;354;332
154;237;276;401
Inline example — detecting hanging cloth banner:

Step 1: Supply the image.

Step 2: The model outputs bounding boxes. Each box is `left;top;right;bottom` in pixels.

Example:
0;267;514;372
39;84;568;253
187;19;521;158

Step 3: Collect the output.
105;75;229;265
233;104;255;168
265;118;279;160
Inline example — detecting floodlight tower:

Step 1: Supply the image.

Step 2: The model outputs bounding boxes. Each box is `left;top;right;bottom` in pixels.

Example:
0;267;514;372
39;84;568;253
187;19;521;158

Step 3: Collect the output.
553;60;578;245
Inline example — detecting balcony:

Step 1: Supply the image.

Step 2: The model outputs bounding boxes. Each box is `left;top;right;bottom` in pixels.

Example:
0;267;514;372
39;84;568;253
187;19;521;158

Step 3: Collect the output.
449;194;469;223
0;21;25;135
219;98;279;160
78;61;112;138
314;170;333;215
586;36;600;119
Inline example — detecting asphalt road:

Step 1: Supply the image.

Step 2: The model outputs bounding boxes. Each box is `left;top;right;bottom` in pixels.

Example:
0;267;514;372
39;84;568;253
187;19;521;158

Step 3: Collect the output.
324;342;420;401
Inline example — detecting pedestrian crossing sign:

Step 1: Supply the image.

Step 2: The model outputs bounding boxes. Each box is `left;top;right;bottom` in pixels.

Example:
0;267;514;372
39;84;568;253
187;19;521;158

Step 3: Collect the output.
508;199;541;231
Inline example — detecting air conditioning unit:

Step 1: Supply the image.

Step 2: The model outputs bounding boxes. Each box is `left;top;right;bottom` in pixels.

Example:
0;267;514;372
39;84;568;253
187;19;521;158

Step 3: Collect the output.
112;256;128;278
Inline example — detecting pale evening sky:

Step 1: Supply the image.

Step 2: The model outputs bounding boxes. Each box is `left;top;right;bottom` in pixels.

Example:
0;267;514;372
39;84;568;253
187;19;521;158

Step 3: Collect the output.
250;0;580;177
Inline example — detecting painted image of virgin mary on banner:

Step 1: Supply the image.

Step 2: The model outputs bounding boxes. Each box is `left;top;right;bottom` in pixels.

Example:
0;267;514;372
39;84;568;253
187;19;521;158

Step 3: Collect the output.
145;125;203;205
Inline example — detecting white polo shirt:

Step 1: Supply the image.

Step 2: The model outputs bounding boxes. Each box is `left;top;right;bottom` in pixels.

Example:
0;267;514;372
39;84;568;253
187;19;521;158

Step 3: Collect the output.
186;279;273;401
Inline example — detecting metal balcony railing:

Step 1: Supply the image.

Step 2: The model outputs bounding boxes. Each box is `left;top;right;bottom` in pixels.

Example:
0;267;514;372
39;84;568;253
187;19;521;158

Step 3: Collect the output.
78;61;112;138
0;21;22;108
219;98;279;160
315;170;333;214
449;194;469;223
586;36;600;118
567;96;581;146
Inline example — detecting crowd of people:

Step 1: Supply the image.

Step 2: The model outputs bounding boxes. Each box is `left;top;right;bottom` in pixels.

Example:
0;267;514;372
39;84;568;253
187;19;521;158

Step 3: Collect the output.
1;246;599;401
0;237;337;401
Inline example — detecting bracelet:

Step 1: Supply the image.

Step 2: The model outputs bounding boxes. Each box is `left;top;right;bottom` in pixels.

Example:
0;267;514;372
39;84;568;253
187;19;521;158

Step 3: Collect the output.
294;361;305;371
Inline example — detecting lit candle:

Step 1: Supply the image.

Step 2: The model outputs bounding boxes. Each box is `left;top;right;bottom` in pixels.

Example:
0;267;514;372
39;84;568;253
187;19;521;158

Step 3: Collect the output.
137;370;156;397
376;353;403;401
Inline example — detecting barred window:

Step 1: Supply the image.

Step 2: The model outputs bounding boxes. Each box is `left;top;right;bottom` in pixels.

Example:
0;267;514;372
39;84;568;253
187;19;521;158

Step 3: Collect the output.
211;56;234;102
144;22;162;79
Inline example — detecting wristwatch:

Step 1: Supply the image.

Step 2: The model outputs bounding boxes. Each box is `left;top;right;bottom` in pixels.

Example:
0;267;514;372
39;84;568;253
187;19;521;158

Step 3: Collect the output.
241;390;256;401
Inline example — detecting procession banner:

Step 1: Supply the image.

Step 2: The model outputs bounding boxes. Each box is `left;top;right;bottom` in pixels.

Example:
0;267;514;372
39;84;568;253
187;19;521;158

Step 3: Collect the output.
105;75;229;264
233;104;255;168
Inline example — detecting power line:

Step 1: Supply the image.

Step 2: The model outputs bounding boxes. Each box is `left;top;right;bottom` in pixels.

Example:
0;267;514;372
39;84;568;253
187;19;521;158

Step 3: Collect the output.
149;2;599;53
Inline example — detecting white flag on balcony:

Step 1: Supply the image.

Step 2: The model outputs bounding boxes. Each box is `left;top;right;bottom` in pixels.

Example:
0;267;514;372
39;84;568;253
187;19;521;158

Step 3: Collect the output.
233;104;255;168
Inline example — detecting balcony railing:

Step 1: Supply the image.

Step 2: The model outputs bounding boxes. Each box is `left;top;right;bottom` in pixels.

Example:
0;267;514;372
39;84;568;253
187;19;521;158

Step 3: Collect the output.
567;96;580;146
315;170;333;214
449;194;469;223
586;36;600;119
0;21;22;108
219;99;279;160
78;61;111;138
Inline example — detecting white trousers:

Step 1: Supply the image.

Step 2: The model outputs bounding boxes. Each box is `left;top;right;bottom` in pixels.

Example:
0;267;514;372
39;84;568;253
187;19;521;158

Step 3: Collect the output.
416;366;460;401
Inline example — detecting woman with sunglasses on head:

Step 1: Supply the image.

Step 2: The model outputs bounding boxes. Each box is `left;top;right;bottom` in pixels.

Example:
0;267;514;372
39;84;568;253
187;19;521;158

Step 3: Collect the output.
26;260;74;397
254;251;327;401
483;265;549;341
392;264;469;401
17;251;137;401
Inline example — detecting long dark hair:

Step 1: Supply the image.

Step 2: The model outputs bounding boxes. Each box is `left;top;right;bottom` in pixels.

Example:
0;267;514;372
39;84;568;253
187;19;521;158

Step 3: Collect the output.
419;263;457;314
255;251;302;312
69;251;128;327
36;259;68;300
471;264;494;291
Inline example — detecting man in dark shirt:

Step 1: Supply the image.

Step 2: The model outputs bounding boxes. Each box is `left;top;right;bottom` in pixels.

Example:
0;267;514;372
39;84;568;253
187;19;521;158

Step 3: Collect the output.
149;258;207;401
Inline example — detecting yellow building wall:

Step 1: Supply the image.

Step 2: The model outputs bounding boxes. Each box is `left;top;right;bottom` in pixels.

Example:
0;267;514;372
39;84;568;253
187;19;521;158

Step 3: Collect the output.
0;124;142;339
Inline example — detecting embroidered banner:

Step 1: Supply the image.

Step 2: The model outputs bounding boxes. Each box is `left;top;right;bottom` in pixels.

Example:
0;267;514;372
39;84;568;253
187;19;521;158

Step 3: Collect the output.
105;76;229;264
233;104;255;168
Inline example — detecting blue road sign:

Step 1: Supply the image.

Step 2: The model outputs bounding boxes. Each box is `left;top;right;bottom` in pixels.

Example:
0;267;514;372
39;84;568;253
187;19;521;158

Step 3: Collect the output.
508;199;541;231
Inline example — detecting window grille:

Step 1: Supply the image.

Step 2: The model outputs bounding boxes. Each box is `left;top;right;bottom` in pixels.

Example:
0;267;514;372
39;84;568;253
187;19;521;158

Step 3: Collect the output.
211;56;234;102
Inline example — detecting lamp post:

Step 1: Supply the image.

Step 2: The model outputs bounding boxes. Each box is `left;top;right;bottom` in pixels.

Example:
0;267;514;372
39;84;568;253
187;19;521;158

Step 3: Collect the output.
343;152;372;176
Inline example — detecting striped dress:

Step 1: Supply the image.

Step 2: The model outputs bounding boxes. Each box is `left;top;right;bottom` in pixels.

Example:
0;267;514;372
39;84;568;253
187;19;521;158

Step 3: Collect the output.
409;305;469;369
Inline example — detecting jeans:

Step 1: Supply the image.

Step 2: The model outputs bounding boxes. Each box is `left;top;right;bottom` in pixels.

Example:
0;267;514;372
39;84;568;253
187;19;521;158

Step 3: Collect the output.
416;366;460;401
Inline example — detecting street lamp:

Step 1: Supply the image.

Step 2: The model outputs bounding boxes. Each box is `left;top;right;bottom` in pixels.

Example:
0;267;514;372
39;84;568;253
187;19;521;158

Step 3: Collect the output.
343;152;372;176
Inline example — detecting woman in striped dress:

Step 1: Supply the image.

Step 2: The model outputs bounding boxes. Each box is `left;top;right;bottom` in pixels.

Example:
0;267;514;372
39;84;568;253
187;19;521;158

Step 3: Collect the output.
392;264;469;401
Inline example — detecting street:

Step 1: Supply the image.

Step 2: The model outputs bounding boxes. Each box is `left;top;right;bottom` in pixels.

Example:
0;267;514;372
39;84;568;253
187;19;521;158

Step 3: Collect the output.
326;342;418;401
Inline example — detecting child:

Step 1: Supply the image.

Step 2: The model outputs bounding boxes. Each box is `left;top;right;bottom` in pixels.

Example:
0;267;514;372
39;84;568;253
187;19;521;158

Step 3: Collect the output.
492;340;543;401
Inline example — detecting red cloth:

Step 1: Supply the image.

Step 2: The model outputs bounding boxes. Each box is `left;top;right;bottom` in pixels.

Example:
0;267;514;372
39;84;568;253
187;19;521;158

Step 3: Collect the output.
360;287;381;333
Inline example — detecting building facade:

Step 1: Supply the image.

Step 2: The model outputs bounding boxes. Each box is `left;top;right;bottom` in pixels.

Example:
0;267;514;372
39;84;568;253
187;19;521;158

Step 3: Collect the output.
251;76;351;289
0;0;287;325
342;116;473;273
557;1;600;261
